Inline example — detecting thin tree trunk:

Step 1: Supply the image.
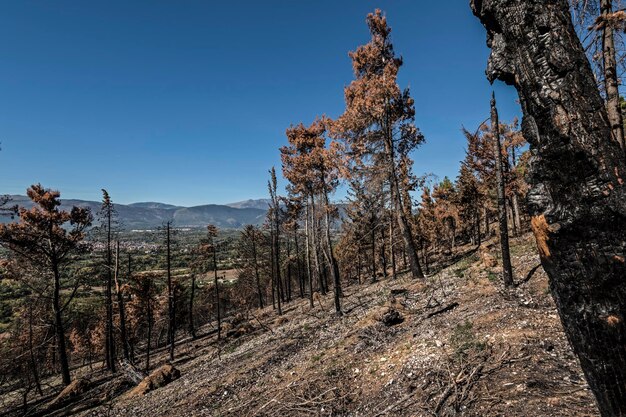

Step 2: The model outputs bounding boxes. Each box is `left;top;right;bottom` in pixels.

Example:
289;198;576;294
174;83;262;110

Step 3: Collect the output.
252;232;264;308
380;227;388;278
272;214;283;316
491;93;514;288
357;250;362;285
483;205;490;237
305;203;314;308
601;0;625;151
507;199;517;237
269;234;276;310
114;241;130;360
294;229;304;299
146;304;152;372
28;304;42;396
105;213;115;372
52;261;71;385
389;187;398;279
512;193;522;234
213;241;222;339
166;223;175;361
472;1;626;413
286;237;292;302
189;273;196;339
310;196;324;294
321;182;342;315
128;254;135;362
475;209;482;248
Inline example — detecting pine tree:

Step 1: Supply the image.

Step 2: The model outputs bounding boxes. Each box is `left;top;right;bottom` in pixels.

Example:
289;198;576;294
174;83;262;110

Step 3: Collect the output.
0;185;92;385
333;10;425;279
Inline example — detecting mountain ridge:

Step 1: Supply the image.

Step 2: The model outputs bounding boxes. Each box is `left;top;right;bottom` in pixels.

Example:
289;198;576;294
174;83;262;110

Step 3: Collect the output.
2;195;269;230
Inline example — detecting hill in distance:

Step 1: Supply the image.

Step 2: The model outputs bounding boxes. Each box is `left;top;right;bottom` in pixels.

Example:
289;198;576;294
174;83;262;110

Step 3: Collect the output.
3;195;269;230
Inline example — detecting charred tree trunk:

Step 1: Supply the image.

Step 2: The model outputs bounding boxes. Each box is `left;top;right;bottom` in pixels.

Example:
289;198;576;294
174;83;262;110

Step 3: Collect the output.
475;209;482;247
380;227;388;278
272;217;283;316
294;229;304;299
269;233;276;310
213;241;222;339
128;255;135;362
309;196;325;295
286;238;293;302
105;214;115;373
389;197;398;279
145;301;152;372
321;182;342;315
482;205;490;237
166;223;175;361
305;203;314;308
491;94;514;288
52;261;71;385
473;0;626;414
114;242;130;360
189;273;197;339
252;231;264;309
601;0;625;151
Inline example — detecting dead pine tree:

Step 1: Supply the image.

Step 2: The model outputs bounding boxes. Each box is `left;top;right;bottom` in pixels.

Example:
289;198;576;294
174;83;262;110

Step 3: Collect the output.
473;0;626;414
206;224;222;339
99;189;117;372
490;94;514;288
332;9;425;279
113;241;130;361
188;270;197;340
164;220;176;361
0;185;92;385
267;168;283;316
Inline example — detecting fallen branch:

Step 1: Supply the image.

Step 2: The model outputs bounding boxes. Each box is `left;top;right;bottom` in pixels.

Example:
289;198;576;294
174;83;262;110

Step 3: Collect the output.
515;263;542;287
426;302;459;318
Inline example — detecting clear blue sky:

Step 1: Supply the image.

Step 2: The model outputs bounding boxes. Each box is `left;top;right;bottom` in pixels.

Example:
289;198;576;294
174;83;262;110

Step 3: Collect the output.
0;0;520;206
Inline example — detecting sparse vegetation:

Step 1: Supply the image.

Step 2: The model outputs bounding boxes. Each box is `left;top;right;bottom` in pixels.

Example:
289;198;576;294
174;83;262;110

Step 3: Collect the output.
1;1;625;415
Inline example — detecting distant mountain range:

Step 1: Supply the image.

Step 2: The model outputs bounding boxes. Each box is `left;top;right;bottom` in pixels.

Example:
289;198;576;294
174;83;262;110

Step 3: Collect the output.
2;195;270;230
225;199;271;210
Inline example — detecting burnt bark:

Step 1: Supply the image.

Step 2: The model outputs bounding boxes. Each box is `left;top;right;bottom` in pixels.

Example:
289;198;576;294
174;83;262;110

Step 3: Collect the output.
491;93;514;288
472;0;626;415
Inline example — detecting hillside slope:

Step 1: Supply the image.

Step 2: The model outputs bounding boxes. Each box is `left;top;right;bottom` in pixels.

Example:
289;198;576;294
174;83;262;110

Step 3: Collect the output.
69;234;596;417
7;234;596;416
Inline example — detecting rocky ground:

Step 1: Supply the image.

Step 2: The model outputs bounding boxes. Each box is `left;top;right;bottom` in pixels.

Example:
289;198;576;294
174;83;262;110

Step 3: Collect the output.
2;233;600;416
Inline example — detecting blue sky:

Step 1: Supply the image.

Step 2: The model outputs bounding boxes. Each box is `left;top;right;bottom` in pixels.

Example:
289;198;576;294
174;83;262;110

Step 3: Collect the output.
0;0;521;206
